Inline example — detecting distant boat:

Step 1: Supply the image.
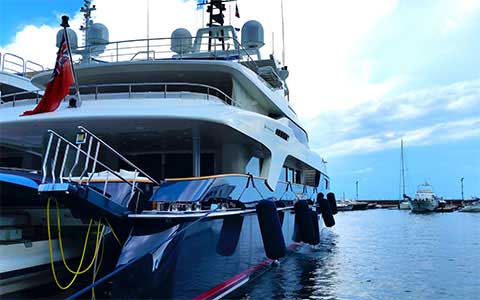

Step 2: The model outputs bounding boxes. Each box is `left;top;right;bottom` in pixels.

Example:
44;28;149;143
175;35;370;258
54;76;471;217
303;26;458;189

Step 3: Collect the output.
337;199;367;211
459;198;480;213
399;201;411;210
408;182;440;212
398;139;411;210
337;201;354;211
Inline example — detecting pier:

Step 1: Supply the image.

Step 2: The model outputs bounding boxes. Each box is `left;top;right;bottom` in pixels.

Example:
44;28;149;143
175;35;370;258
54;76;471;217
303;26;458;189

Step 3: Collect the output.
344;199;477;212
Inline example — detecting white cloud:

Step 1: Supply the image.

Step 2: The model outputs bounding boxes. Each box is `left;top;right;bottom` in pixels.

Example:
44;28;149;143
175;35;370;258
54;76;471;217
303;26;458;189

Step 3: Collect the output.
308;78;480;157
315;116;480;158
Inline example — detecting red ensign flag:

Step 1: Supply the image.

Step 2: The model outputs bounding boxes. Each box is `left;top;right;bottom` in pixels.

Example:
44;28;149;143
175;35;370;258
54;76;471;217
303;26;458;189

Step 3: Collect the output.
21;32;74;116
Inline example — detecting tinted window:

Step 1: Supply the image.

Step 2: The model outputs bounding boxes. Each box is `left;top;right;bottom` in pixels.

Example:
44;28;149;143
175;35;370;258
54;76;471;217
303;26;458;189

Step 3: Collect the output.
288;121;308;145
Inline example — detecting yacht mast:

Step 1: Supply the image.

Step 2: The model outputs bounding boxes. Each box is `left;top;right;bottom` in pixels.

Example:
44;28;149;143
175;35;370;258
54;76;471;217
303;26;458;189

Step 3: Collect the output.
401;139;406;198
198;0;236;51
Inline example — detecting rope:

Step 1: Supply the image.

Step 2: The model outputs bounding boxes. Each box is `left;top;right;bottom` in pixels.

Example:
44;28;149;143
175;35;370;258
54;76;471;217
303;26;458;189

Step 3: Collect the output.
278;181;293;201
47;198;94;290
237;174;265;202
55;200;102;275
91;225;106;300
105;218;122;246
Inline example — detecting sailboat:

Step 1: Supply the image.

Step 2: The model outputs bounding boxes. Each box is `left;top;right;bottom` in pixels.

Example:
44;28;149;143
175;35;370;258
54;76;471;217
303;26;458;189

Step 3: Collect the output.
398;140;411;210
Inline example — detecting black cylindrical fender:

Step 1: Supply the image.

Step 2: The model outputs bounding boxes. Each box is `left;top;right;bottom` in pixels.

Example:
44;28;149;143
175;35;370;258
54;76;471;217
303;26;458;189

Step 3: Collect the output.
294;200;315;244
256;199;287;259
317;193;335;227
310;210;320;245
327;192;338;215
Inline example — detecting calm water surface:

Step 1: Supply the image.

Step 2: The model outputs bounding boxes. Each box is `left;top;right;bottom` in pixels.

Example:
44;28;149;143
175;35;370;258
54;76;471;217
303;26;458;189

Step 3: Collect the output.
237;209;480;300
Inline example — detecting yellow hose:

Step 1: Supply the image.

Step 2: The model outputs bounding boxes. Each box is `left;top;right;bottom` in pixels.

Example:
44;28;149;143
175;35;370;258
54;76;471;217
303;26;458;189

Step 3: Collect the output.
47;197;102;290
54;200;102;275
105;218;122;246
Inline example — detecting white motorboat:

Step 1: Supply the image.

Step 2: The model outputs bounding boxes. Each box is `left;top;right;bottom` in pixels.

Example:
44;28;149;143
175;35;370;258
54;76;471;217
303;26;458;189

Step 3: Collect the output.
408;182;440;212
459;198;480;212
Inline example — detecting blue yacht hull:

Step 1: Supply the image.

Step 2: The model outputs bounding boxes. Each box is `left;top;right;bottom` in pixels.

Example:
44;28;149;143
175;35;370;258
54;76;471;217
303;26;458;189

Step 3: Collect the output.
86;211;308;299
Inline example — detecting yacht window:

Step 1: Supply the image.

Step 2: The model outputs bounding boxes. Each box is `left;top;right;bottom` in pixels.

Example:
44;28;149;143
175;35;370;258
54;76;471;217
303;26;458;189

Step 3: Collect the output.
287;168;295;183
245;157;260;176
279;167;287;182
287;121;309;145
295;170;302;184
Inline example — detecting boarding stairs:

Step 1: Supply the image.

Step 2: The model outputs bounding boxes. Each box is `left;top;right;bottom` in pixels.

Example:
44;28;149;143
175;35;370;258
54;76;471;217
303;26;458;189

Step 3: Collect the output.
38;126;160;220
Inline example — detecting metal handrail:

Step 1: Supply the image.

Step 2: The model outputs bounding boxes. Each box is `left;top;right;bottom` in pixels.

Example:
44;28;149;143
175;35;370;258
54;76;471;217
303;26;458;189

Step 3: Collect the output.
25;60;45;73
0;82;235;107
75;82;237;106
73;36;258;65
42;129;145;193
0;91;43;108
1;52;45;75
2;53;24;74
78;126;160;185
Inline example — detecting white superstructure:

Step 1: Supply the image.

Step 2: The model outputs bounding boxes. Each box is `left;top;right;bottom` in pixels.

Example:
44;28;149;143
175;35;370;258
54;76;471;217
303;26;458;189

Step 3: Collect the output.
0;1;329;192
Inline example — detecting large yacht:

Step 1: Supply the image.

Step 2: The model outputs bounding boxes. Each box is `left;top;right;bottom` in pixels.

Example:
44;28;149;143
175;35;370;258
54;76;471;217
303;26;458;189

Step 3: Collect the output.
0;1;335;298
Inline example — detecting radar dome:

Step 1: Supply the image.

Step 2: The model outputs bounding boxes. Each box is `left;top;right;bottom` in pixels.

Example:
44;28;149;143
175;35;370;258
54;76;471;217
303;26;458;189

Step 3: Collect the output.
56;28;78;50
86;23;109;46
171;28;193;54
241;20;264;49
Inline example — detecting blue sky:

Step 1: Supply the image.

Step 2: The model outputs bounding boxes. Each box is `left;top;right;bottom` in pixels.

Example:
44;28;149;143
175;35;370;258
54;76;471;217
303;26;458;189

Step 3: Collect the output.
1;0;479;199
0;0;79;45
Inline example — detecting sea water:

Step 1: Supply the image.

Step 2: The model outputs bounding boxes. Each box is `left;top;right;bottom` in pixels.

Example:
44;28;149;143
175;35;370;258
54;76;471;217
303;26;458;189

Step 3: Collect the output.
238;209;480;300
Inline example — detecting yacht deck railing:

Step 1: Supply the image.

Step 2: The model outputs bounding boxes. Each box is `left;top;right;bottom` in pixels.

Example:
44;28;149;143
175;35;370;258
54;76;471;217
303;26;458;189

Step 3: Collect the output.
74;36;258;69
41;126;160;201
1;52;45;76
0;82;236;107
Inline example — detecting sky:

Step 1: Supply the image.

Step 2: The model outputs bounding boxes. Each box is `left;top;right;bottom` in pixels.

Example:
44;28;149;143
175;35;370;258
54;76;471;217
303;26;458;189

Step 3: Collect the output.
1;0;479;199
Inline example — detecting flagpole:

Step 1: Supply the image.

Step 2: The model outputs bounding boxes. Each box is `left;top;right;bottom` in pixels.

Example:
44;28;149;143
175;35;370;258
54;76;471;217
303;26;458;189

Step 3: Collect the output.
280;0;286;65
61;15;82;107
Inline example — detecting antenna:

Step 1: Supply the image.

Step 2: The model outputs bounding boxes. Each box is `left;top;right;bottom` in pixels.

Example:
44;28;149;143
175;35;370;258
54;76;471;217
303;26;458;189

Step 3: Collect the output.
280;0;286;65
147;0;150;40
197;0;236;51
272;32;275;55
79;0;96;47
147;0;150;56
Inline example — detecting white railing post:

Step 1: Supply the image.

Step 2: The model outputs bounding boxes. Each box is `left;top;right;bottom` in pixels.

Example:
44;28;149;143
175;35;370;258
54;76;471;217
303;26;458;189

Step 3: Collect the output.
69;143;83;182
79;136;93;182
59;144;70;183
87;141;101;185
51;138;62;183
42;133;54;183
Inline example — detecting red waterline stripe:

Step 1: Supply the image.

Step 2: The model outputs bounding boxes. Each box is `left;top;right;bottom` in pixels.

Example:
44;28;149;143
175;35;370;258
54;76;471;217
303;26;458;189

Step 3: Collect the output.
193;243;302;300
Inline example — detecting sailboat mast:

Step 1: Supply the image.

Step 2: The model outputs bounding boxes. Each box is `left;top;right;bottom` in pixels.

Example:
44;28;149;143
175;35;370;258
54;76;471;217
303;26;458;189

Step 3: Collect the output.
401;139;406;198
